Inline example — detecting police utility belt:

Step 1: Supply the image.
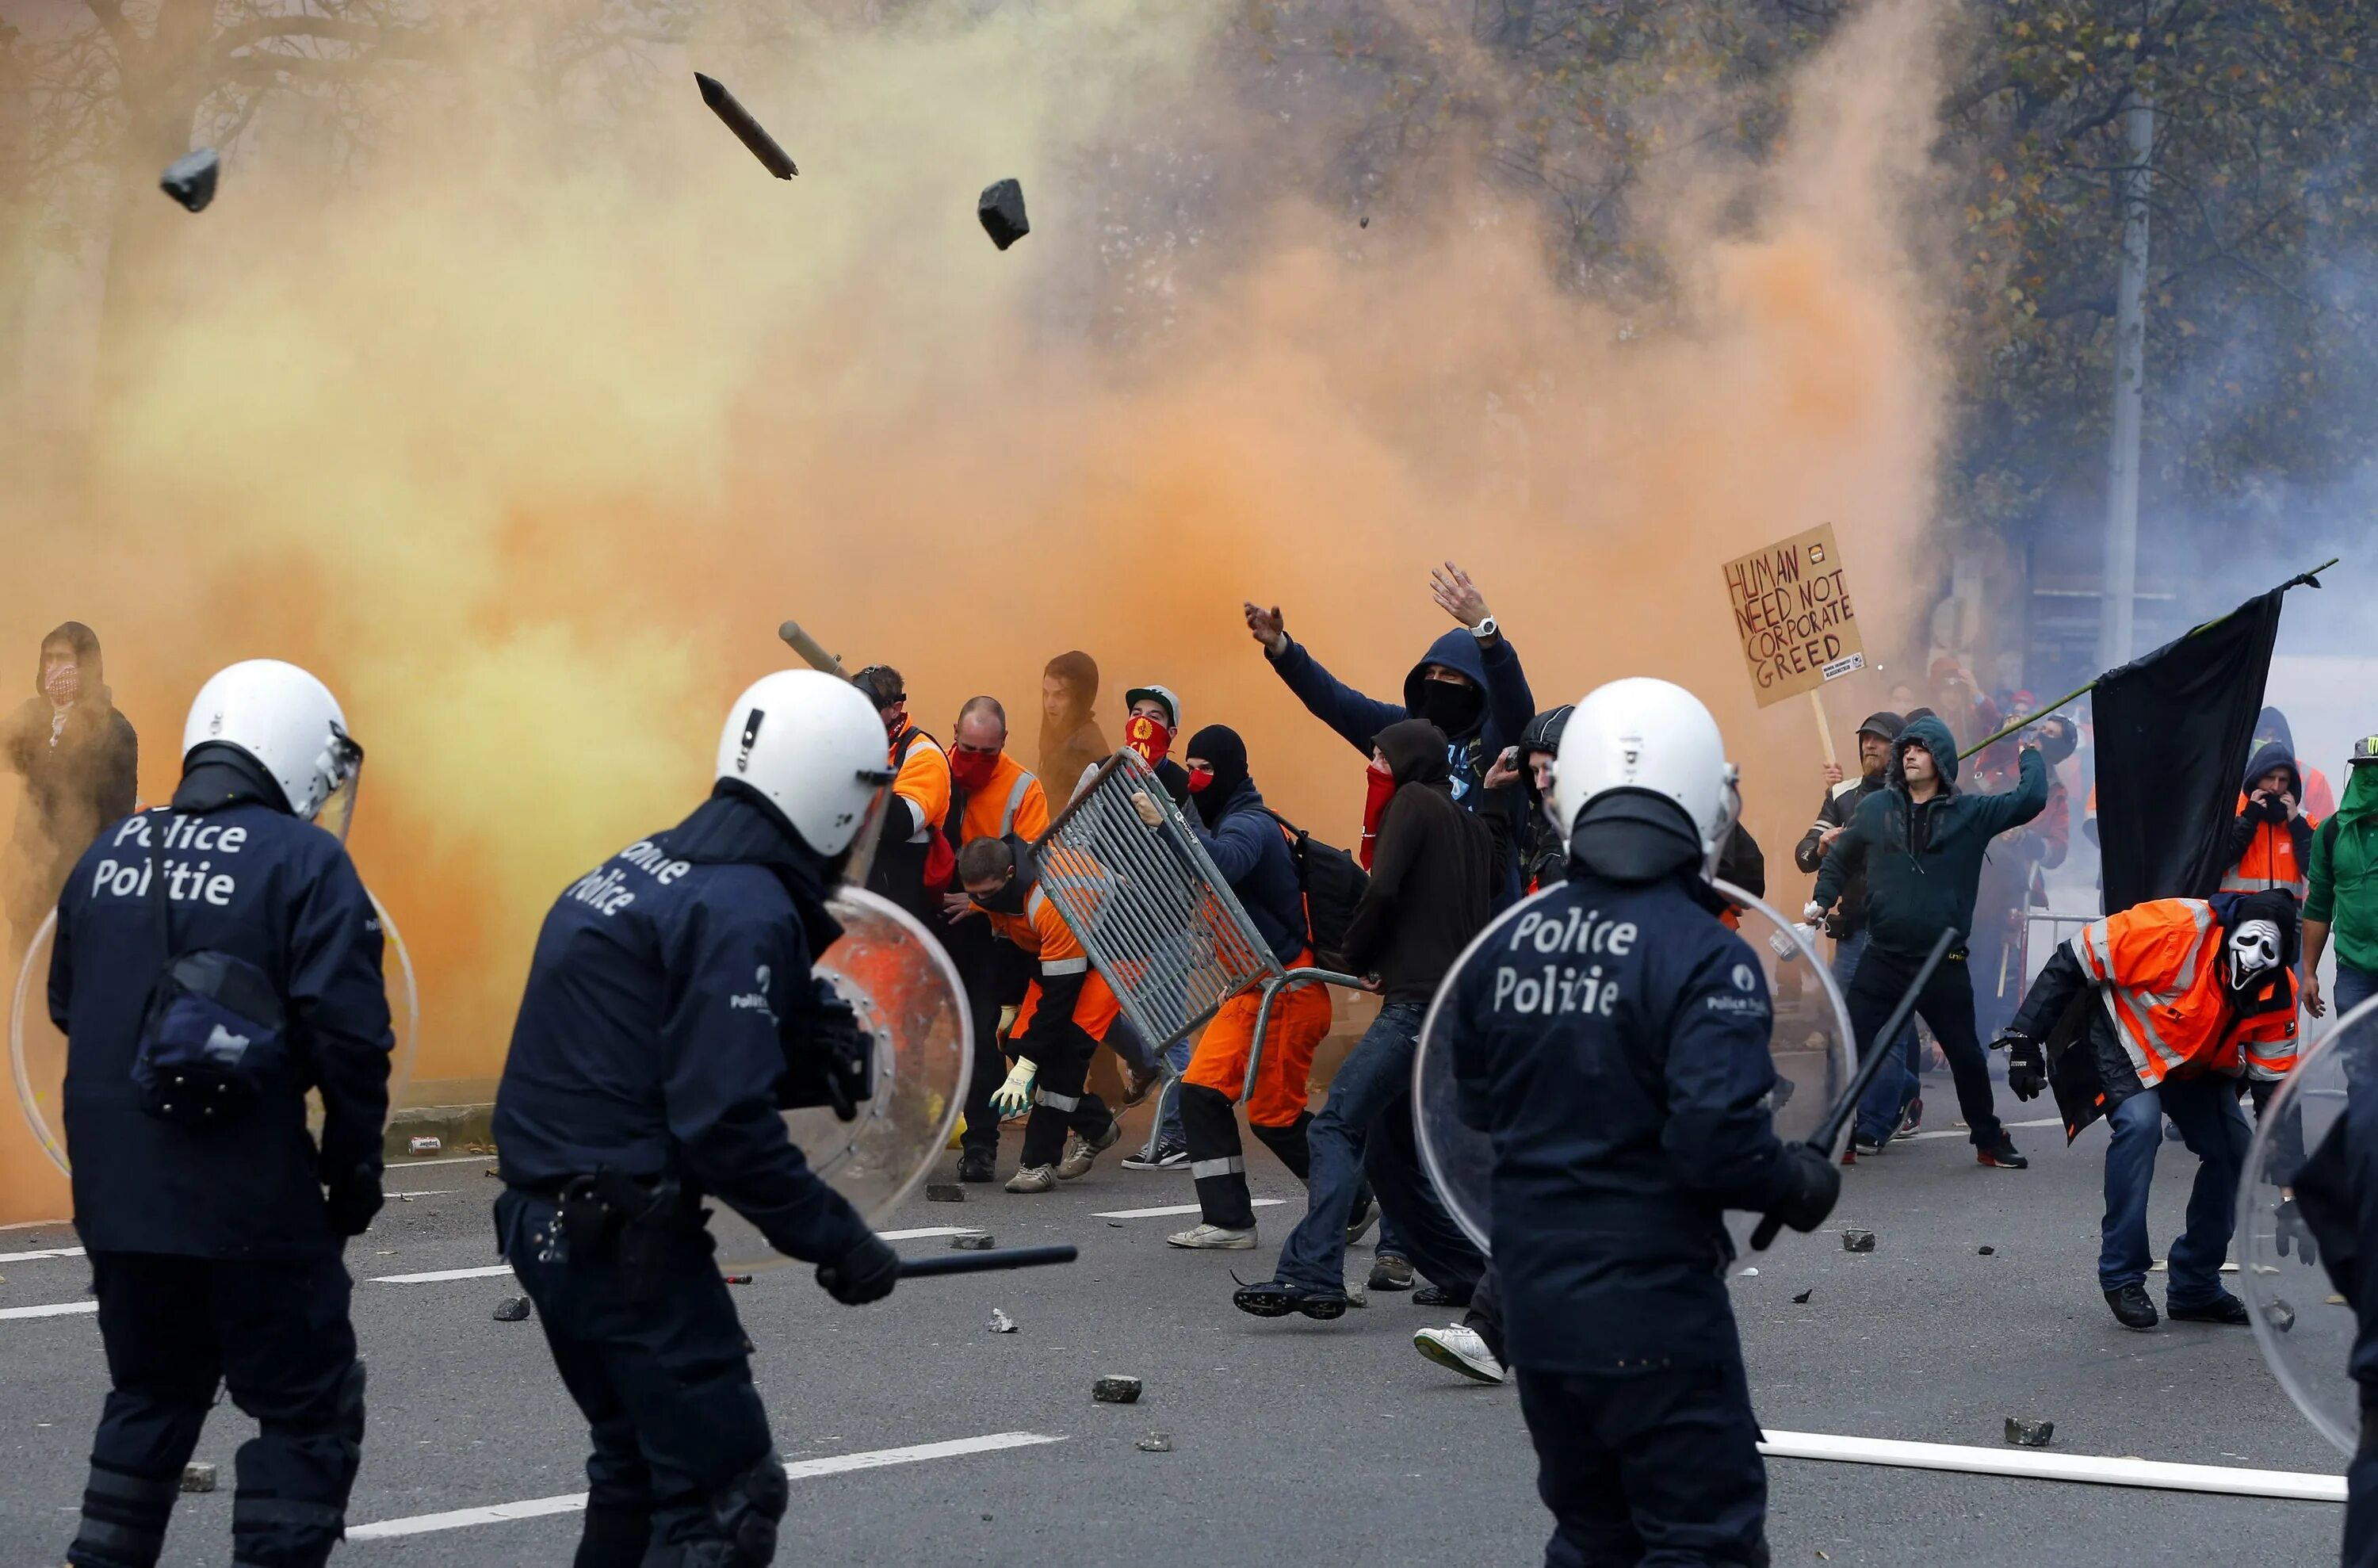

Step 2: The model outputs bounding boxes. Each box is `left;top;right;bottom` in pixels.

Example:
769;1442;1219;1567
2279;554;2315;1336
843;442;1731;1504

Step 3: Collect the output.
522;1167;696;1275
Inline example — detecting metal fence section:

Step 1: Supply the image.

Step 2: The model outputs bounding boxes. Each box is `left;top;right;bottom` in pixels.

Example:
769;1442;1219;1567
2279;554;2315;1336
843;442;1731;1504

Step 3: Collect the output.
1034;751;1283;1050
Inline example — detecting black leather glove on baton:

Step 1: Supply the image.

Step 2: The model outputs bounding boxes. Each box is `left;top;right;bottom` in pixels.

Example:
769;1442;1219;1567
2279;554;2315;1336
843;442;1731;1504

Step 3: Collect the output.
1764;1142;1841;1235
816;1231;900;1306
324;1166;384;1238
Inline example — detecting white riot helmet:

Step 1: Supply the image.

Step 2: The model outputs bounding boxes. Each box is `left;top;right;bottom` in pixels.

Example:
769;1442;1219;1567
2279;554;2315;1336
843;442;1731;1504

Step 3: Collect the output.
1548;677;1739;870
716;670;893;859
182;660;365;836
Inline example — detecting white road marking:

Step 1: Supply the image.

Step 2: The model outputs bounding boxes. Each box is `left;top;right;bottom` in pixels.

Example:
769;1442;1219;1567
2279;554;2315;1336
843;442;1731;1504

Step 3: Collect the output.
1904;1116;2063;1143
371;1227;980;1284
1094;1199;1288;1220
384;1153;502;1169
0;1245;85;1264
1760;1428;2345;1502
346;1431;1068;1541
0;1301;97;1321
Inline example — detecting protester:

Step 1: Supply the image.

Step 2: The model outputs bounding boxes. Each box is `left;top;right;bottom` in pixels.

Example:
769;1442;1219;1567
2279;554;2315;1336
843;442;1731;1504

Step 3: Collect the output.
2001;889;2299;1329
2258;706;2338;820
1967;723;2071;1042
937;696;1050;1183
1244;561;1533;897
955;836;1126;1191
1038;652;1110;797
2224;738;2316;899
3;622;137;965
1809;713;2046;1166
851;664;953;928
1229;718;1493;1318
2306;736;2378;1023
1114;684;1202;1171
1129;725;1333;1249
1433;678;1838;1565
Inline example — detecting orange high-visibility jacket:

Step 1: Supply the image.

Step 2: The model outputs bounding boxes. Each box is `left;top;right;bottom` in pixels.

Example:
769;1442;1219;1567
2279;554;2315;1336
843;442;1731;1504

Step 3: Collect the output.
953;752;1049;847
2070;897;2297;1086
889;728;955;888
2221;793;2314;900
987;885;1119;1042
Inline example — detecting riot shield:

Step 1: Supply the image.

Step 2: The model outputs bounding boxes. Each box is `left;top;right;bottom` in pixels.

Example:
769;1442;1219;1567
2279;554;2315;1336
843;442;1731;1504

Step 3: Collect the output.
1413;879;1854;1259
2238;996;2376;1459
710;886;970;1272
10;892;422;1177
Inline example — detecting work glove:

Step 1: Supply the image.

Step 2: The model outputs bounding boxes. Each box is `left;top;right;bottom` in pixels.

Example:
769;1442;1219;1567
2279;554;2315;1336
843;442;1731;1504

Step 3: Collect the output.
1999;1031;2047;1101
1763;1142;1841;1235
323;1166;384;1238
816;1231;900;1306
2277;1195;2320;1266
1802;901;1826;924
991;1057;1038;1119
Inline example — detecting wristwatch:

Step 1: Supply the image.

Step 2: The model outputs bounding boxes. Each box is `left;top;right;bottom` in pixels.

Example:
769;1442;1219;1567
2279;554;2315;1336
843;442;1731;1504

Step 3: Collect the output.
1470;615;1499;641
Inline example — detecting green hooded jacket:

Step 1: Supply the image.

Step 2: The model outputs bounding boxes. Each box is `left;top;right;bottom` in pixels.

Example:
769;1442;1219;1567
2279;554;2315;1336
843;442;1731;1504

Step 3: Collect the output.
1810;713;2048;961
2307;762;2378;975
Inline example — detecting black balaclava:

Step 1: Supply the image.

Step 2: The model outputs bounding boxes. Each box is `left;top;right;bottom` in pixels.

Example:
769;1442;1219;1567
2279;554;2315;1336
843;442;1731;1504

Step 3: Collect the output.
971;838;1038;915
1414;676;1484;740
1185;723;1249;830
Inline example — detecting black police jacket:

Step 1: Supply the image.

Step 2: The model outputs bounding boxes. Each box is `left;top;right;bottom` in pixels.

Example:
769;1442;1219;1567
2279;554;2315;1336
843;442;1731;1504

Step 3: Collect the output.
1437;869;1791;1373
491;788;874;1266
52;800;392;1260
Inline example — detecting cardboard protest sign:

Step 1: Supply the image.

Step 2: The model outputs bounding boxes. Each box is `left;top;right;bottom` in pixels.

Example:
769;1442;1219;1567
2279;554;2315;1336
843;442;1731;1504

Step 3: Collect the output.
1722;524;1864;707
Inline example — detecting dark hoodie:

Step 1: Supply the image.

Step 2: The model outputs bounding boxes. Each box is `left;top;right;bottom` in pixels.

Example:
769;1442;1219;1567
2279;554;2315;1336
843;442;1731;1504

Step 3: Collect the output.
2226;739;2315;887
1181;725;1309;967
4;622;140;931
1810;713;2047;959
2257;706;2338;820
1340;719;1496;1000
1267;625;1533;897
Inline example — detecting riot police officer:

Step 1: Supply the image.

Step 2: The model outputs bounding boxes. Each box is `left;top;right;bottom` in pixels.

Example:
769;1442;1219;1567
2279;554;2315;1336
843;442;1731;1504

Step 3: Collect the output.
1432;679;1839;1567
492;669;905;1568
54;659;388;1568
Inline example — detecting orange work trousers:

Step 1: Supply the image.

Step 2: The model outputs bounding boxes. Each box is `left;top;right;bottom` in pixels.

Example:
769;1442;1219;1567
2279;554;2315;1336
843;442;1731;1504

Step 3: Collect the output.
1183;951;1334;1129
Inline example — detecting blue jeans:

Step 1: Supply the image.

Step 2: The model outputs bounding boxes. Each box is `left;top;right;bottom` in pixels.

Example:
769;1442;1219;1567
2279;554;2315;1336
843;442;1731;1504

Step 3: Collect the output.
2098;1075;2250;1302
2337;962;2378;1021
1836;937;1912;1132
1154;1034;1193;1144
1276;1001;1426;1291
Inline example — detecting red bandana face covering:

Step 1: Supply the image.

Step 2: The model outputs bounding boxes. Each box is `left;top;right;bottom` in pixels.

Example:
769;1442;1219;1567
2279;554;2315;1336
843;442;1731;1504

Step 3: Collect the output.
1359;761;1397;870
950;749;1000;793
1125;713;1172;769
1185;764;1214;794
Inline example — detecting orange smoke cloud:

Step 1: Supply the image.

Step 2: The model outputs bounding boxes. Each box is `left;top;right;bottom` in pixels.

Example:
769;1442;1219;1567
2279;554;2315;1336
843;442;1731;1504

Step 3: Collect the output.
0;0;1947;1220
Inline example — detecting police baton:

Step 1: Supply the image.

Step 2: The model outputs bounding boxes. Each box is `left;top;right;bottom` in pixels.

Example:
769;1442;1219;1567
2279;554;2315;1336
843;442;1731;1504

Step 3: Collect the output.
899;1244;1077;1279
1749;926;1959;1252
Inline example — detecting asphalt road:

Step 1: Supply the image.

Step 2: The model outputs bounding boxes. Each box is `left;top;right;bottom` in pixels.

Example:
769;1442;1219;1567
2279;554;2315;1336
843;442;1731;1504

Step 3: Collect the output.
0;1077;2351;1567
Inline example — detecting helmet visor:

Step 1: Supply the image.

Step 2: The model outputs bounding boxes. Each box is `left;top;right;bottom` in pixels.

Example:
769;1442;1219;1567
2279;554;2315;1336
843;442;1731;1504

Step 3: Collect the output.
312;725;365;843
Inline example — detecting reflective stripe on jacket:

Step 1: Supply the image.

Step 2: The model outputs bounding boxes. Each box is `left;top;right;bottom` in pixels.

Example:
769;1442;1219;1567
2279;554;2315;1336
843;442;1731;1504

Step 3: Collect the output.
2070;897;2296;1086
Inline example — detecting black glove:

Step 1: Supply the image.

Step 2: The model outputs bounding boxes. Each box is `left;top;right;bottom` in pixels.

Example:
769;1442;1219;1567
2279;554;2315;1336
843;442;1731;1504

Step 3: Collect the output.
2001;1031;2047;1101
816;1232;900;1306
323;1167;384;1238
2277;1195;2320;1266
1764;1142;1841;1235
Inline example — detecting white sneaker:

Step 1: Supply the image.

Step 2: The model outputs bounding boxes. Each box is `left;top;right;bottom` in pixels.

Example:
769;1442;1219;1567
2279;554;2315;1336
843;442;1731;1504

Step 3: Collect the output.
1166;1222;1256;1250
1055;1120;1122;1180
1004;1165;1057;1194
1413;1325;1506;1384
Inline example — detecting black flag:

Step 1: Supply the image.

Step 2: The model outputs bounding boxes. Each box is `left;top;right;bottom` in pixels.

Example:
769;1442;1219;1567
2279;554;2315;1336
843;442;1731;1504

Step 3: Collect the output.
2093;586;2289;914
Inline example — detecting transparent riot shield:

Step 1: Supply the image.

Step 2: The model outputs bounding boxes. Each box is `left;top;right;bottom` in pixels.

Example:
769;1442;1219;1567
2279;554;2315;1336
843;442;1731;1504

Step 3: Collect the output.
1413;879;1854;1260
711;886;970;1272
11;892;422;1177
2239;996;2376;1459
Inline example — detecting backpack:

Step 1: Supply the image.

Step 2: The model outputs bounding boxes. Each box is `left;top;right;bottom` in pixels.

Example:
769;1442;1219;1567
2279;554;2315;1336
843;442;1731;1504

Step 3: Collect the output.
1259;809;1369;969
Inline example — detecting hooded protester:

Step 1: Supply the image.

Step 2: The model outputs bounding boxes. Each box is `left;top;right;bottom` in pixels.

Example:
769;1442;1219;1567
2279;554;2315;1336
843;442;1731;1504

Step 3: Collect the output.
1810;712;2047;1165
2001;889;2299;1330
4;622;139;960
2223;738;2316;900
1244;563;1533;898
1232;719;1495;1318
2258;706;2338;820
2307;736;2378;1024
1038;652;1109;797
1128;725;1335;1249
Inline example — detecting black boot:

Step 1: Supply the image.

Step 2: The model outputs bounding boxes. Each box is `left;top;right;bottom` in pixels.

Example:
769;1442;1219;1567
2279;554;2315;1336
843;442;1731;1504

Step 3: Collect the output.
1233;1278;1350;1321
2168;1290;2250;1326
1976;1130;2028;1169
956;1145;996;1183
2104;1283;2158;1330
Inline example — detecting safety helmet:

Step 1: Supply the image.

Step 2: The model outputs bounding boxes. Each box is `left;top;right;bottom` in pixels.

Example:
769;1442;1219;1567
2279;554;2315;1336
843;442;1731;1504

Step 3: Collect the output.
182;660;364;828
1548;678;1738;857
715;670;894;857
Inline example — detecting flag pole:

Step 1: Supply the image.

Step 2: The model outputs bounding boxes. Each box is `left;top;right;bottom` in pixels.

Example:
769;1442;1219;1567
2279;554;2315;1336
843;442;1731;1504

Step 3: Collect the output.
1955;558;2338;761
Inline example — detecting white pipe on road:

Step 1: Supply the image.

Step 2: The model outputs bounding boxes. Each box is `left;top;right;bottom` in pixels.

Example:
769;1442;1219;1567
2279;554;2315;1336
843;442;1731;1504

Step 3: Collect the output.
1761;1428;2345;1503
